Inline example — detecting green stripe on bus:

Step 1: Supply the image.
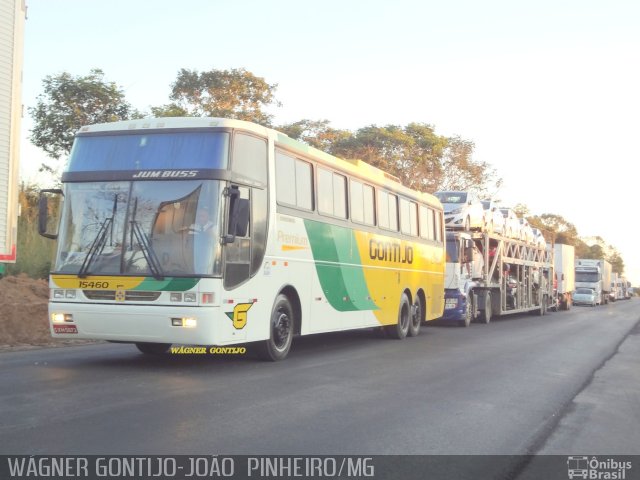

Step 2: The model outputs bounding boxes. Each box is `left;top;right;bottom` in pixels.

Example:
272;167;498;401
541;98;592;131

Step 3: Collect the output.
136;277;200;291
304;220;378;312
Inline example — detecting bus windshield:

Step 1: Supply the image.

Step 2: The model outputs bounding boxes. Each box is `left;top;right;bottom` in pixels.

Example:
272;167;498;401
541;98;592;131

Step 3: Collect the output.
54;180;223;276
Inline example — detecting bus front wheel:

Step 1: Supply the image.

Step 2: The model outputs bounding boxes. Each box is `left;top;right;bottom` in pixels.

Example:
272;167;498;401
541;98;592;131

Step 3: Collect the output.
257;294;294;361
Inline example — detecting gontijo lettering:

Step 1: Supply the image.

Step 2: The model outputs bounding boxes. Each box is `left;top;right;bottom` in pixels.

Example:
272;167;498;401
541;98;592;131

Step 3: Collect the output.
369;239;413;264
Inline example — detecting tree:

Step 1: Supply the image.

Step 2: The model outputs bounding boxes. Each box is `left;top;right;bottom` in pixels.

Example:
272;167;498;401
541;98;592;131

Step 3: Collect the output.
276;119;351;152
165;68;280;125
527;213;580;245
438;136;501;197
607;250;624;274
29;69;136;172
328;123;447;192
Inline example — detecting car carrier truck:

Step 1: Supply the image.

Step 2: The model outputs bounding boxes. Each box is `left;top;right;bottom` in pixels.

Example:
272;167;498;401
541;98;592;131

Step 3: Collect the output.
441;231;554;326
575;258;612;305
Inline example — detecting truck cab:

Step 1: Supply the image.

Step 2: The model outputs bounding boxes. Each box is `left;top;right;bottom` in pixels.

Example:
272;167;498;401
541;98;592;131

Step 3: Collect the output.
442;231;484;325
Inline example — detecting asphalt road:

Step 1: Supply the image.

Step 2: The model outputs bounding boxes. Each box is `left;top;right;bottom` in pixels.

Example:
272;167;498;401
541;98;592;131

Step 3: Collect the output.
1;300;638;468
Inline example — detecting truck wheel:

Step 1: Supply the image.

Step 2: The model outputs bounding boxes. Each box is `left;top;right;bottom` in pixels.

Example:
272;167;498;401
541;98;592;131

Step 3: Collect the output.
479;293;492;324
257;294;294;361
459;295;472;327
386;293;410;339
408;296;423;337
135;342;171;355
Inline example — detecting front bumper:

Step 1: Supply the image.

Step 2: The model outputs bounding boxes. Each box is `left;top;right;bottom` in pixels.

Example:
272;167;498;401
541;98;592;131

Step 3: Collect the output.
440;290;467;321
48;302;246;345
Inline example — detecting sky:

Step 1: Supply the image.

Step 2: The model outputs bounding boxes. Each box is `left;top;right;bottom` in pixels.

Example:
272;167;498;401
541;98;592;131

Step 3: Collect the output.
18;0;640;283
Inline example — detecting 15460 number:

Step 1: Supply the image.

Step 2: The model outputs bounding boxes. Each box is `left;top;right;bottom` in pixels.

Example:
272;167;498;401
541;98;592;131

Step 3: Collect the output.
78;281;110;289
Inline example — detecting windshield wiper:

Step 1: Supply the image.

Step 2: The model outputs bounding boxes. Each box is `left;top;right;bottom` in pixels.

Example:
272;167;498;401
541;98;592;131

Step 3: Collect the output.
130;220;164;280
78;194;119;278
127;197;164;280
78;216;113;278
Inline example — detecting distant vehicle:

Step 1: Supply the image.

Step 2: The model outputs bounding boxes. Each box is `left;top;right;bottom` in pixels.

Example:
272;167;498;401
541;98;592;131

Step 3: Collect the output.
434;191;484;231
575;258;612;305
530;227;546;249
499;208;521;239
518;218;534;244
480;199;505;234
610;273;619;302
572;288;597;307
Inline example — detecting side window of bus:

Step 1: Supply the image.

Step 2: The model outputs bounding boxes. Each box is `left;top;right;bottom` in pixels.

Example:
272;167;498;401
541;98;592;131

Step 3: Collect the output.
317;168;347;219
400;198;418;236
377;190;398;231
275;151;313;210
232;133;267;185
435;210;443;242
350;180;375;226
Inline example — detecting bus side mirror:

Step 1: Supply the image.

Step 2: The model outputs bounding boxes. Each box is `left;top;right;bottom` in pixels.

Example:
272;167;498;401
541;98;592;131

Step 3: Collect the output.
38;189;63;239
222;186;250;244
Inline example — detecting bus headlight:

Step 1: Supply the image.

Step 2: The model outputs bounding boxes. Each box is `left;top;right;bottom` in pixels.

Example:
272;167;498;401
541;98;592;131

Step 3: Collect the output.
184;293;197;302
51;313;73;323
171;317;197;328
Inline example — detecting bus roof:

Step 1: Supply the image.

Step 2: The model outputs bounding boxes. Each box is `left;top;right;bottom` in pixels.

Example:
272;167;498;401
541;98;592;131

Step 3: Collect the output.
76;117;442;210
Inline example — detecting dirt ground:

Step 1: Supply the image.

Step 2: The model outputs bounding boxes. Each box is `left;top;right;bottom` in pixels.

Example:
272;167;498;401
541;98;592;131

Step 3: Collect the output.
0;274;95;350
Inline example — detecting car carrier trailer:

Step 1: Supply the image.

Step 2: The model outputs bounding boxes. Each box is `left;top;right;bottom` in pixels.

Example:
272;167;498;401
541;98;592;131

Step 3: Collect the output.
441;231;554;326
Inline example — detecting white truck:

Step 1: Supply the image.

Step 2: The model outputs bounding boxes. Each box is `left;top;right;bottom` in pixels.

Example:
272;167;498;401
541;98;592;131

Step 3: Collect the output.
554;243;575;310
0;0;26;268
575;258;612;305
441;230;554;326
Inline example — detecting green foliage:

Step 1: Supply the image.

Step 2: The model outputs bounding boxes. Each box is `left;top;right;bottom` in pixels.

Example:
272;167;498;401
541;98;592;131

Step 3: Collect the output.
6;184;57;279
277;119;351;152
527;213;580;245
279;121;498;195
607;250;624;274
150;104;189;118
331;123;446;192
167;68;280;125
29;69;136;173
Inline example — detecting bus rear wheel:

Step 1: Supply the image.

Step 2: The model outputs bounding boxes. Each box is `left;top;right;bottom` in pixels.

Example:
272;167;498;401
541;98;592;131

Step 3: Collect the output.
257;294;294;361
135;342;171;355
386;293;411;339
408;296;423;337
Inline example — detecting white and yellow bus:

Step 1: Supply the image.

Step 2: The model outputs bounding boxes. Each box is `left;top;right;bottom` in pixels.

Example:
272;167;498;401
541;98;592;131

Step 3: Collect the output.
39;117;445;360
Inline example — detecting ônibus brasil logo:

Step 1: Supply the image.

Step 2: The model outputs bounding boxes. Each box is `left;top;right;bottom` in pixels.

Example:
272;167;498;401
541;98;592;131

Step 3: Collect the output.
567;456;632;479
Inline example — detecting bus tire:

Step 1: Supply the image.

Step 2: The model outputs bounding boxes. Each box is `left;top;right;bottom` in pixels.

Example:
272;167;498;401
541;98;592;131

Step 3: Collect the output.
135;342;171;355
386;293;411;339
257;294;294;361
479;292;492;324
408;296;423;337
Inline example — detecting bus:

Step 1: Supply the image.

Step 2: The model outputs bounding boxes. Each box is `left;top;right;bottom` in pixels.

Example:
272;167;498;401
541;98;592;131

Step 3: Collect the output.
39;117;445;360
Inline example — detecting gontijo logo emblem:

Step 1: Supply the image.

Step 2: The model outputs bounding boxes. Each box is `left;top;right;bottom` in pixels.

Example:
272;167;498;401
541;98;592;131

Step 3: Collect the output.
225;303;253;329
